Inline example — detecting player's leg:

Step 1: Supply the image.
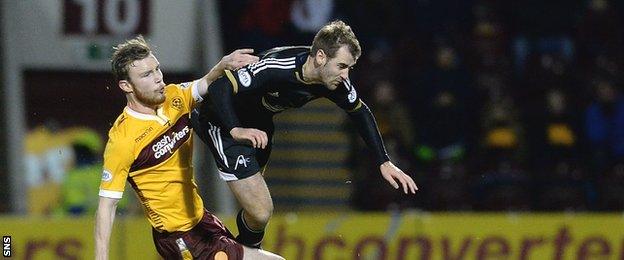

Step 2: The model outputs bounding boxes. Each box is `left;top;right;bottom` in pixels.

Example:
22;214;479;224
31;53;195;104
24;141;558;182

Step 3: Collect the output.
192;110;275;248
227;172;273;247
242;246;284;260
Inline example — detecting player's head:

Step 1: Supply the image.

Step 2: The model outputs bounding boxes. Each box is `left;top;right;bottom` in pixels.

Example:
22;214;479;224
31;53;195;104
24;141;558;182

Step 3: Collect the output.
310;20;361;90
111;35;166;107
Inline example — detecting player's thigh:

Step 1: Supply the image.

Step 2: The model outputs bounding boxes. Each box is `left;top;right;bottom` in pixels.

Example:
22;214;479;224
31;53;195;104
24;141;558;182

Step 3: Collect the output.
242;246;284;260
227;172;273;213
192;115;262;180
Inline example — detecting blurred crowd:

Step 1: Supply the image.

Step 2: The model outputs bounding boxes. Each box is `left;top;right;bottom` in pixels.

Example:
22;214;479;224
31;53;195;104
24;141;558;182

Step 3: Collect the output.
24;124;135;216
220;0;624;211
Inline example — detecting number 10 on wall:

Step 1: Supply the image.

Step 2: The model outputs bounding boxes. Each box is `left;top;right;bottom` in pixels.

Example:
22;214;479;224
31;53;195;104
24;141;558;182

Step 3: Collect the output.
63;0;150;36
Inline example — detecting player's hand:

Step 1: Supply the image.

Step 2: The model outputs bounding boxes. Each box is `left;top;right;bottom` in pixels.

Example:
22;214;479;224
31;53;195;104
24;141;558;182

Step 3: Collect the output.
230;127;268;149
221;49;259;70
379;161;418;194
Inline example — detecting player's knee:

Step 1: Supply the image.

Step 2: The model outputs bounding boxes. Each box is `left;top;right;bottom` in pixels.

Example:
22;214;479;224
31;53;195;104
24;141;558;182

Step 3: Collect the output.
251;198;273;222
246;206;272;226
254;206;273;226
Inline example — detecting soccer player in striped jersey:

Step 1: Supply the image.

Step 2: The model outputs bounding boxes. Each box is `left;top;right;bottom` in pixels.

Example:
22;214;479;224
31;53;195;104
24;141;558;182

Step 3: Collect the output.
193;20;418;248
95;36;284;260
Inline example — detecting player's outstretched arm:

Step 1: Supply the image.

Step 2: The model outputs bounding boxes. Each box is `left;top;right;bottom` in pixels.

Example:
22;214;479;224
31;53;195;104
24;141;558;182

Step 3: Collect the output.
95;196;120;260
379;161;418;194
196;49;259;97
341;101;418;194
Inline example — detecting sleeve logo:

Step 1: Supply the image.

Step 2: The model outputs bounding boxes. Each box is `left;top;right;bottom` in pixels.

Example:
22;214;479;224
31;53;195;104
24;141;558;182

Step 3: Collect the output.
102;170;113;182
348;86;358;103
172;97;183;110
237;68;252;87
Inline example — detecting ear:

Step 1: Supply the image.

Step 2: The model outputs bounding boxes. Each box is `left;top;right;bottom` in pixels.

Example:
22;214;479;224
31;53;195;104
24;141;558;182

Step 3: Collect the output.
118;80;133;93
314;49;327;66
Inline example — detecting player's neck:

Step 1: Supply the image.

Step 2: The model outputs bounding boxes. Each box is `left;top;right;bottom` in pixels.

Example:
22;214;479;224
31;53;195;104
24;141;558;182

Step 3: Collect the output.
302;57;323;84
126;97;159;115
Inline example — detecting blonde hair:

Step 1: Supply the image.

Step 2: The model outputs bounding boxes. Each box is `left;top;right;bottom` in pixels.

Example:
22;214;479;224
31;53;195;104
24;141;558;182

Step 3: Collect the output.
311;20;361;59
111;35;152;81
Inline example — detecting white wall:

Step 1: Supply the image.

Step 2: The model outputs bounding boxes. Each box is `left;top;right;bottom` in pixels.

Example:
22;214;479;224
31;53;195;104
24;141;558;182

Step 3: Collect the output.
1;0;230;213
7;0;198;71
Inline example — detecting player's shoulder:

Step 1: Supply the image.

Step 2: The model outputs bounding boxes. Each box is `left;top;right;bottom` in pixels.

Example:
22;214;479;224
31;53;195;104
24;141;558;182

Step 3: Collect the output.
244;46;305;78
107;111;136;143
258;46;310;60
165;82;192;94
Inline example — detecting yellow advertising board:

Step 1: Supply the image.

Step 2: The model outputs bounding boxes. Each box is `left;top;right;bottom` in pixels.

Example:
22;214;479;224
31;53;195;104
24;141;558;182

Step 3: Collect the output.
0;213;622;259
0;216;158;260
264;213;624;260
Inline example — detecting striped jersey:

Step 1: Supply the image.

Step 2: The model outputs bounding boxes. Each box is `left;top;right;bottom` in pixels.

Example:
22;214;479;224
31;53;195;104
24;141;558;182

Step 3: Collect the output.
99;81;204;233
203;46;391;165
221;46;363;114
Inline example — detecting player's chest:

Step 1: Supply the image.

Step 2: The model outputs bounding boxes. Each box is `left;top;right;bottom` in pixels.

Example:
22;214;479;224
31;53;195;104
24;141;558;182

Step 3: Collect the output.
133;115;192;158
263;84;323;108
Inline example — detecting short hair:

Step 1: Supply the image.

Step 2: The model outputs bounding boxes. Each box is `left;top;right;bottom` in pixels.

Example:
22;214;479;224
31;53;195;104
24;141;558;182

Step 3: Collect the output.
310;20;361;60
111;35;152;82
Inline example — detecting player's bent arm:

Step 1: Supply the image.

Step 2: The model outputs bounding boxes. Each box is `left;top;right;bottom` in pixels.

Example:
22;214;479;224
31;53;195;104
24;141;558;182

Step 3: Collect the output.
95;196;120;260
207;76;242;132
206;77;268;147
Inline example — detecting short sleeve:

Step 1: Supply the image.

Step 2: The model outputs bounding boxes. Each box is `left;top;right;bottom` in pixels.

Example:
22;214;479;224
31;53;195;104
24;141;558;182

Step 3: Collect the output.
99;133;133;199
174;80;202;109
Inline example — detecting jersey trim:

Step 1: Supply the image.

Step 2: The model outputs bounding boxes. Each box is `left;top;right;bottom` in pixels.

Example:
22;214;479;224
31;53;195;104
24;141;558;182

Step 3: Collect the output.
347;100;363;112
262;97;286;113
294;71;315;85
125;107;170;125
99;189;123;199
224;70;239;94
191;80;204;103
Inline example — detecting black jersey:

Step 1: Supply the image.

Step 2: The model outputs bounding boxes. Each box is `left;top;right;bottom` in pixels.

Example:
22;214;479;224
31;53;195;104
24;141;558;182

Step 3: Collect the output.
202;46;391;165
229;46;360;114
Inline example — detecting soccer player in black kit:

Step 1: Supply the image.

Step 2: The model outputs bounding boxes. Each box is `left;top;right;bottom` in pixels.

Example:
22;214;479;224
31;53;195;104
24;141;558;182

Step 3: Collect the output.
192;20;418;248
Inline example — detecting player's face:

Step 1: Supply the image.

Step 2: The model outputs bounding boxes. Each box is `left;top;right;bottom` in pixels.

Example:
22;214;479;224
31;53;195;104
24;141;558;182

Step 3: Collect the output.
320;45;357;90
126;54;166;106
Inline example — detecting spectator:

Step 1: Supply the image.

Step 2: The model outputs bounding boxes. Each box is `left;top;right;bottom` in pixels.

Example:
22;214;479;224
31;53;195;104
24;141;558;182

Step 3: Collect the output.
584;78;624;172
475;94;530;210
413;43;474;164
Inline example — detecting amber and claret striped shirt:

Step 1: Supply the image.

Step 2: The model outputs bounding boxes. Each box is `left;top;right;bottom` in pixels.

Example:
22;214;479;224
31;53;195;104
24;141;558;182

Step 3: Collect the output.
99;81;204;233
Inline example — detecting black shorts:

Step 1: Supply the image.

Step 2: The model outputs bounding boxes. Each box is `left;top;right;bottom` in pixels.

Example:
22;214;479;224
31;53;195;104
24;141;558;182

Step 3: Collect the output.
191;108;274;181
152;209;243;259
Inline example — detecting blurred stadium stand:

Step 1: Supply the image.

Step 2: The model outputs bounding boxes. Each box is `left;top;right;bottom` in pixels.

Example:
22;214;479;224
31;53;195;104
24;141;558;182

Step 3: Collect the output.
216;0;624;212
